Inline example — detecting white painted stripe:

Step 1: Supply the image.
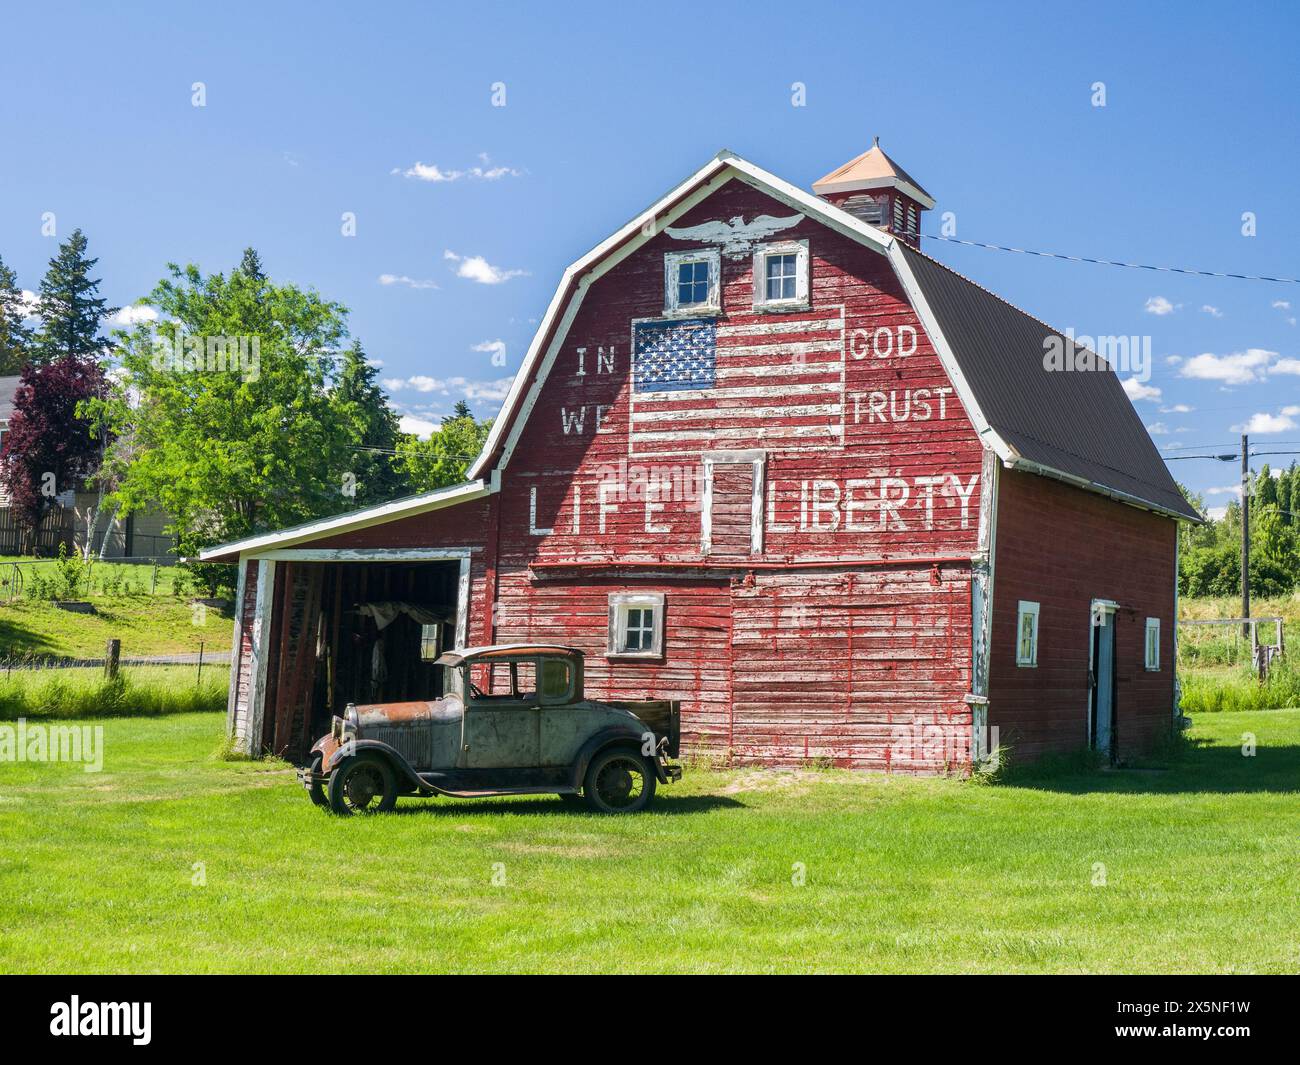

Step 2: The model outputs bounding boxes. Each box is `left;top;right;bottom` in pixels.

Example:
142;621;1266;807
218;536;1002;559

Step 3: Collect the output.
715;339;844;358
715;361;843;379
633;423;843;444
716;316;844;338
633;402;843;423
630;381;843;402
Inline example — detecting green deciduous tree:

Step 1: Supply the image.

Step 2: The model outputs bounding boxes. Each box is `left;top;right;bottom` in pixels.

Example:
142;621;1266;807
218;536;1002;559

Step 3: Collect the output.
93;252;353;589
34;229;115;365
393;402;492;492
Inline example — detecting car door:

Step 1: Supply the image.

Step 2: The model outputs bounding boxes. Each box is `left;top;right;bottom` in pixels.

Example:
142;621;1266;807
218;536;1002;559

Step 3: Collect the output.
461;657;542;769
537;655;588;766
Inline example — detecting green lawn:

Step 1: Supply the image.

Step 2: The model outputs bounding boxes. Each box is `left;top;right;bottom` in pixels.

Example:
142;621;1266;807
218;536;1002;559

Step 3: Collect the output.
1;709;1298;973
0;597;234;660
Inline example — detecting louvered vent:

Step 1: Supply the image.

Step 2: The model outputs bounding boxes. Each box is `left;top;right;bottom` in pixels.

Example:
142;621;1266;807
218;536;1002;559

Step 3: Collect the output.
839;193;885;226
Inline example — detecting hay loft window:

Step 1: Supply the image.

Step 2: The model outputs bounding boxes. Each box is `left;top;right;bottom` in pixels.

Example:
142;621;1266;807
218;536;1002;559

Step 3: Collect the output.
664;249;720;316
608;592;665;658
752;240;809;311
1145;617;1161;671
1016;601;1040;668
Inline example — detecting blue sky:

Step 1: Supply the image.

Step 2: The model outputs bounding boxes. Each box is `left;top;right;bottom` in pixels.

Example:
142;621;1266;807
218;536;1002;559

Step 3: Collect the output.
2;0;1297;511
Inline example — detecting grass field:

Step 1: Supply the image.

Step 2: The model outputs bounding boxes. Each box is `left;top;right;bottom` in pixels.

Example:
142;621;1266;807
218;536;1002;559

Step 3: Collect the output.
1;708;1297;973
0;598;234;660
0;666;226;720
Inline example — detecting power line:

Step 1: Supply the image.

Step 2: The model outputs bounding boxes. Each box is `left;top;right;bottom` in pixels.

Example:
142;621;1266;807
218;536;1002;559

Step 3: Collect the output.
914;233;1300;284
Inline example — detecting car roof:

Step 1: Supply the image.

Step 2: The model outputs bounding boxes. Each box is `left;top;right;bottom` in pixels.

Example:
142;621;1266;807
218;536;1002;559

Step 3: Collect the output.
434;643;583;667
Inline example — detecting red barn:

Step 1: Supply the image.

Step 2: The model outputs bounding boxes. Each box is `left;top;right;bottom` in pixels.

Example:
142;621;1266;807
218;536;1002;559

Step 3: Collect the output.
203;144;1198;772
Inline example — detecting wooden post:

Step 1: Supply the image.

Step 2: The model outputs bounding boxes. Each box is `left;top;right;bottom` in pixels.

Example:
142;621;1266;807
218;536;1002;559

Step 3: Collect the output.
151;563;158;595
197;640;204;687
105;638;121;680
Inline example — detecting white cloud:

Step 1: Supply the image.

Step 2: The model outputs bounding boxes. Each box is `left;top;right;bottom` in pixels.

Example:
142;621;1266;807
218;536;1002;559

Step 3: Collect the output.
1145;422;1169;435
1164;355;1182;366
1179;348;1277;385
1271;358;1300;376
1200;304;1223;318
18;289;39;319
1232;411;1298;434
378;273;439;290
1272;300;1291;311
471;339;507;363
392;155;522;183
382;373;515;404
1204;485;1242;498
1122;377;1162;402
1144;296;1178;316
1160;403;1194;413
1205;506;1228;520
398;415;440;438
112;304;159;326
1283;405;1300;417
443;250;527;285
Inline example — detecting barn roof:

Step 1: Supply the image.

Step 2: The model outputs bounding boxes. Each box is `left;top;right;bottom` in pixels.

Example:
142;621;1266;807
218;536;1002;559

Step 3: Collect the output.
896;245;1201;522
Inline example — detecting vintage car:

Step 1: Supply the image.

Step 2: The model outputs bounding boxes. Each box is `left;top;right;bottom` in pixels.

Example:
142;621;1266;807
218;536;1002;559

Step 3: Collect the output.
299;643;682;815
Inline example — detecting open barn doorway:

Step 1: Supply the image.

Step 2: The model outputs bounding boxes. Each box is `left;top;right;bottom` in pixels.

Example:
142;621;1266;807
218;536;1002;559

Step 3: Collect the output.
256;553;469;762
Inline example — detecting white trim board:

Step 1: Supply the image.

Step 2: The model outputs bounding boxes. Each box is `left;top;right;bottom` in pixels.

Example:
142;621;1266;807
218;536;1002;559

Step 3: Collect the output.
199;481;488;560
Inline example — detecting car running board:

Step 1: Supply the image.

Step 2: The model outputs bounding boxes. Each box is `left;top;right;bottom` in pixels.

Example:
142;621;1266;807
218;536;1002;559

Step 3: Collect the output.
419;784;574;799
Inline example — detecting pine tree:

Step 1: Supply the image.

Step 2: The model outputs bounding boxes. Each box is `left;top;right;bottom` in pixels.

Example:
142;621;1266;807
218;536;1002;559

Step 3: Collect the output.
34;229;116;364
0;253;34;374
333;340;409;506
449;399;473;421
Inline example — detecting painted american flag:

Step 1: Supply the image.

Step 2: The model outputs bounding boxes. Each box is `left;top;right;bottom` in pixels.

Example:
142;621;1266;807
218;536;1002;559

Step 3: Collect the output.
629;305;846;457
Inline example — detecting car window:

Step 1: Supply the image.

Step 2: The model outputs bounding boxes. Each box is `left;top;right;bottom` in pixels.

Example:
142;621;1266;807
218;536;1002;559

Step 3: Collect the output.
539;657;573;702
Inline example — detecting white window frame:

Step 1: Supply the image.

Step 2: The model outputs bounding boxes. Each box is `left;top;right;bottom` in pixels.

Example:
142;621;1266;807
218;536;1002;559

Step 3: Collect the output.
1144;617;1161;671
752;239;809;312
664;249;720;317
607;591;665;659
1016;600;1040;668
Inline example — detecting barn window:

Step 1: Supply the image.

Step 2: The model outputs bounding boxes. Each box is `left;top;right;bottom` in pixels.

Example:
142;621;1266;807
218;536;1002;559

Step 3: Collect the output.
419;623;442;661
1016;601;1040;667
664;250;720;315
1145;618;1160;671
752;239;809;311
608;592;665;658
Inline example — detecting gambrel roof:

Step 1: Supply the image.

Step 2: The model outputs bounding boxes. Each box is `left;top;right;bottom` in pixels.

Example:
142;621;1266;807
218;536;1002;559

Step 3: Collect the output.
201;149;1196;562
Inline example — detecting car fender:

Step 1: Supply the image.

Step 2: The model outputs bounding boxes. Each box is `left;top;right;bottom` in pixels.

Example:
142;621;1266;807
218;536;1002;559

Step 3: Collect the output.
571;726;653;789
323;737;425;791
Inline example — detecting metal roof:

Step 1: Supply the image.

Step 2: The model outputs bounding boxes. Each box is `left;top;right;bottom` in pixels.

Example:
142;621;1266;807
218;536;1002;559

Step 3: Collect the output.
812;140;936;208
898;243;1200;522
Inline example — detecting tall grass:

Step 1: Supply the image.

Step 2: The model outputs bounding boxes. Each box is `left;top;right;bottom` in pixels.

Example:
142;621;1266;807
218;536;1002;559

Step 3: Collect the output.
1179;658;1300;714
0;667;227;721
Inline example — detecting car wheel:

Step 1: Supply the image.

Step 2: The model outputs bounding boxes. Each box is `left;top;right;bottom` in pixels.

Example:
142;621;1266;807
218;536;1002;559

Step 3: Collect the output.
327;754;398;816
583;748;656;814
308;754;328;807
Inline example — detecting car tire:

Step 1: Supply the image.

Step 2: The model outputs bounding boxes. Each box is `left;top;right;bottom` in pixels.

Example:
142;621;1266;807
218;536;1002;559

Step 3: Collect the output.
327;753;398;816
583;747;656;814
307;754;328;807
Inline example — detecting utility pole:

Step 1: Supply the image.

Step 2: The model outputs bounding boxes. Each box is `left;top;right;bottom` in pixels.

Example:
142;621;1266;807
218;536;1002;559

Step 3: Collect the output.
1241;433;1251;640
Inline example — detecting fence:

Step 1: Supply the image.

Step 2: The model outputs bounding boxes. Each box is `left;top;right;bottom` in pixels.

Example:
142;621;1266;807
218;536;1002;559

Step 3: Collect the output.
1178;616;1286;678
2;555;189;601
0;506;74;556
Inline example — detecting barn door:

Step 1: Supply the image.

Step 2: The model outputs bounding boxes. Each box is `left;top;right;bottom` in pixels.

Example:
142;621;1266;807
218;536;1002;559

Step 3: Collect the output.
702;453;763;558
1090;601;1118;762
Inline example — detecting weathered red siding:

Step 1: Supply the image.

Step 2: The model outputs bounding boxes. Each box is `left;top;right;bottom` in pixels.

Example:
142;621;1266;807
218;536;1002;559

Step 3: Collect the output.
988;468;1177;762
